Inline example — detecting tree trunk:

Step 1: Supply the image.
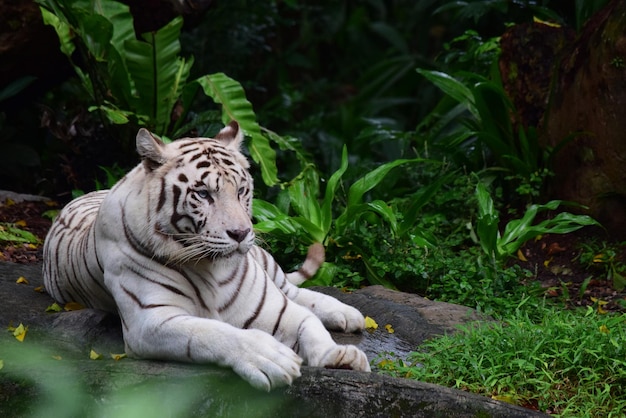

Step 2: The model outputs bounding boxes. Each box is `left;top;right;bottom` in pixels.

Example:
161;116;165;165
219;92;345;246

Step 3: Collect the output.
542;0;626;234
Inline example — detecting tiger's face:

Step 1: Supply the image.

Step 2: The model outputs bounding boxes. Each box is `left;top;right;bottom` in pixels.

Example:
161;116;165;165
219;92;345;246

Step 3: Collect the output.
136;122;255;263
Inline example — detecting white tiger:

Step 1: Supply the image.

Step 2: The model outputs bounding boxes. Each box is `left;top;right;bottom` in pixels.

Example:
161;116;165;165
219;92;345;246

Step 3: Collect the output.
42;122;370;390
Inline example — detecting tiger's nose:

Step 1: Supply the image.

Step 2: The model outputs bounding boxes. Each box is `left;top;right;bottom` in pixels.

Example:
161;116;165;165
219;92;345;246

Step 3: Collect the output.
227;228;251;243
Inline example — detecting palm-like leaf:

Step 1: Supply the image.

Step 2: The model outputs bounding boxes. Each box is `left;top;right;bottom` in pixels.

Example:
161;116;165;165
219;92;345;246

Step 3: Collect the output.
124;17;191;134
193;73;279;186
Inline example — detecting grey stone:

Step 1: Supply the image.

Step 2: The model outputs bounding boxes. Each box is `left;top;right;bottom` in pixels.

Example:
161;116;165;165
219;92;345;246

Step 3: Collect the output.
0;262;546;417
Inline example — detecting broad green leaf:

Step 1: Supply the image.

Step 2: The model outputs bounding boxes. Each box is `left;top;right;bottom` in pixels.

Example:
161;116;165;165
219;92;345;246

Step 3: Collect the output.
291;217;326;243
89;104;131;124
320;146;349;236
93;1;135;107
300;262;337;288
499;208;598;256
417;69;478;118
611;267;626;291
193;73;279;186
347;158;426;208
0;224;39;244
335;157;425;236
361;253;397;289
90;0;134;54
365;200;398;235
288;168;322;227
39;7;75;57
409;229;438;248
472;82;518;171
252;199;299;235
124;17;190;134
475;183;500;259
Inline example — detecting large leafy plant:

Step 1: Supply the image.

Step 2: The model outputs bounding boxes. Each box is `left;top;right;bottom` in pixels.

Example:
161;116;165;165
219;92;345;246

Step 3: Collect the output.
37;0;278;185
253;146;440;287
417;69;541;176
415;67;582;201
473;182;599;272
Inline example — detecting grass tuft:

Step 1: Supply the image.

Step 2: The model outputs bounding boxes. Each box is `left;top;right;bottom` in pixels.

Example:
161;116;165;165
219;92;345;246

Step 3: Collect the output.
376;307;626;416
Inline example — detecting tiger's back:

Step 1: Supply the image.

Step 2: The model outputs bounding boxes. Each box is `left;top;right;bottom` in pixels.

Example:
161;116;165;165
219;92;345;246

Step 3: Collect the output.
43;190;114;311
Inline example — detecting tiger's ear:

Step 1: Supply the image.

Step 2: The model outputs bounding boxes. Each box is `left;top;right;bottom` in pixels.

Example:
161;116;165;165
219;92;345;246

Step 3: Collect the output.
136;128;168;171
214;121;244;150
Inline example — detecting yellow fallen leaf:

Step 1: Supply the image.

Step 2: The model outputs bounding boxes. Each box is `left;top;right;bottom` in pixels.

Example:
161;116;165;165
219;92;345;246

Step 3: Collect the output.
543;257;553;267
13;323;27;342
16;276;29;285
34;286;44;293
599;325;610;334
15;220;27;227
64;302;85;311
365;316;378;330
90;349;102;360
26;243;37;250
516;249;527;262
45;200;58;207
593;253;607;263
46;303;63;313
590;297;609;306
52;355;62;361
377;358;394;369
5;198;15;206
110;353;127;361
492;394;518;404
385;324;395;334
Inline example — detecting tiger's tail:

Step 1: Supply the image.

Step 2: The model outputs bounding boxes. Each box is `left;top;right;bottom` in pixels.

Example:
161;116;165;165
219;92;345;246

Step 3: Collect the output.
286;243;325;286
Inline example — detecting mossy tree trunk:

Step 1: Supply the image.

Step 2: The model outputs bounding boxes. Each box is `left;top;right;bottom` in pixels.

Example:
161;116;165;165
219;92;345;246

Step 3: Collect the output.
543;0;626;234
501;0;626;235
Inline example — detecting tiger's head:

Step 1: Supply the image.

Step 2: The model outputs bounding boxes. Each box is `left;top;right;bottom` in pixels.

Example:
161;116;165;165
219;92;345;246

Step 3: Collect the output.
135;122;255;263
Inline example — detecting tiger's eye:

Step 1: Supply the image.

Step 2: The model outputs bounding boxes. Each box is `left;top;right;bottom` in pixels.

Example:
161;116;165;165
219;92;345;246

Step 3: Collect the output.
195;190;213;203
238;187;246;197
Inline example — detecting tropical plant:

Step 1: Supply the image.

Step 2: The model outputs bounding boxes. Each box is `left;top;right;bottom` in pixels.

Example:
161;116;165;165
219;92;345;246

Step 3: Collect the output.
576;240;626;291
473;182;599;272
253;145;440;287
0;223;40;245
415;67;580;201
37;0;279;186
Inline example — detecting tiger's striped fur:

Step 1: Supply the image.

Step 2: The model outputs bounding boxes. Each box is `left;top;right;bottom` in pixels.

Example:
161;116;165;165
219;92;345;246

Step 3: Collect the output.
43;122;369;390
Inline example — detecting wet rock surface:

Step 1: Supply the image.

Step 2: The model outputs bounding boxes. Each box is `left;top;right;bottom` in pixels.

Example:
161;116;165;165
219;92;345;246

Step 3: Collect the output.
0;261;546;417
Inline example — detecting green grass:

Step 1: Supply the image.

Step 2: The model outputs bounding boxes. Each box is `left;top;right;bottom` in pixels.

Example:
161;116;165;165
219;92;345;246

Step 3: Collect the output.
375;306;626;417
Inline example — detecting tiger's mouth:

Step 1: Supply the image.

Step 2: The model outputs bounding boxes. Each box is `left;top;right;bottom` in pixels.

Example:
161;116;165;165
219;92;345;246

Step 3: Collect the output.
176;238;252;261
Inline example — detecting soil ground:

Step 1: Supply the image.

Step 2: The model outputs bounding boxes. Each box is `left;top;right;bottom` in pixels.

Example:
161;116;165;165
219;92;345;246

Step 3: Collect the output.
1;198;625;312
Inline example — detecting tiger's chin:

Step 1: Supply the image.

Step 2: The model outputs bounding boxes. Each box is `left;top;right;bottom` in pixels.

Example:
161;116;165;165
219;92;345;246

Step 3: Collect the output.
208;245;252;262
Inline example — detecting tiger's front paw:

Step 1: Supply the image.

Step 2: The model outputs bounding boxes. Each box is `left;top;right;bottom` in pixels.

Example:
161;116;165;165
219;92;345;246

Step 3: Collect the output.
318;305;366;333
230;329;303;391
315;345;370;372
